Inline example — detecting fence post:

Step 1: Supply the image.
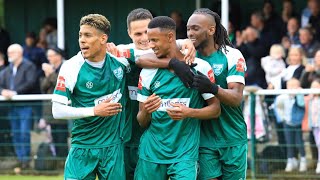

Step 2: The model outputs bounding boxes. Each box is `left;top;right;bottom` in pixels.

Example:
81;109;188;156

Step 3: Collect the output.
250;92;256;180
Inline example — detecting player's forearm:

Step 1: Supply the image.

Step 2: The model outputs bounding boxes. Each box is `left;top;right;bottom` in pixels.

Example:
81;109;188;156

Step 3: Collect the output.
215;87;243;106
52;102;95;120
137;110;151;128
188;98;221;119
136;57;169;68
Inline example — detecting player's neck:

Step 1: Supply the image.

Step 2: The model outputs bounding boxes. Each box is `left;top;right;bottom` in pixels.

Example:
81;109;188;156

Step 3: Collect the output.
198;42;218;57
88;51;106;62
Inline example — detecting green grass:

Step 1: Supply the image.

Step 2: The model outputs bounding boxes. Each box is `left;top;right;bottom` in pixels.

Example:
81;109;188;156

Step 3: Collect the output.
0;175;63;180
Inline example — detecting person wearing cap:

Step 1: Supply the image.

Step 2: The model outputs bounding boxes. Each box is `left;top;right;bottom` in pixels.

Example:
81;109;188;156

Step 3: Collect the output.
39;47;68;163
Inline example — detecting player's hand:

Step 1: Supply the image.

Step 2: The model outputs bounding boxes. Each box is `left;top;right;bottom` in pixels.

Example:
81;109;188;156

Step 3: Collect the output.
192;71;218;94
106;42;119;56
169;58;196;88
143;94;161;113
166;103;189;120
94;98;122;117
181;39;196;65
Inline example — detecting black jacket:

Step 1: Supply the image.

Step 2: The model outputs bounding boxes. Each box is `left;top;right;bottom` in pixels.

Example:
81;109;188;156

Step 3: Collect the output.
0;59;37;94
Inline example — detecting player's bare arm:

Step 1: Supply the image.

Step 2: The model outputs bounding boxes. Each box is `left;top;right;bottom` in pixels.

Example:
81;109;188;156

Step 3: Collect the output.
193;71;244;107
137;94;161;127
215;82;244;107
166;97;220;120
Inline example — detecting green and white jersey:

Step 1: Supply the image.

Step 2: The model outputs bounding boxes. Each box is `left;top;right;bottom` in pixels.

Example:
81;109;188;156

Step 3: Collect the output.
117;43;153;146
137;58;214;163
196;46;247;148
52;52;129;148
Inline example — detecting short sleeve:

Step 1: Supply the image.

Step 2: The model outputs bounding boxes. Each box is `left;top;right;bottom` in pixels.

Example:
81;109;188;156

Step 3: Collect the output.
193;58;215;100
52;63;72;105
225;48;246;85
136;68;158;102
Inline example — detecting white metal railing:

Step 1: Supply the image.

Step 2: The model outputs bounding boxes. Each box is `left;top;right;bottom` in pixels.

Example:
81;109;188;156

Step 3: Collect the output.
0;88;320;101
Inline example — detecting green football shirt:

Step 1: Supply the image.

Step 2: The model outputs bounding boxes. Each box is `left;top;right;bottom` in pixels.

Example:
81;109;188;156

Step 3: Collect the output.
117;43;153;147
137;58;214;163
52;52;130;148
196;46;247;148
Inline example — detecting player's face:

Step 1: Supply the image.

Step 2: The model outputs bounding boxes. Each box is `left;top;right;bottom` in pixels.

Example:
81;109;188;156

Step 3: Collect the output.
128;19;151;50
147;28;171;58
187;14;211;49
79;25;107;61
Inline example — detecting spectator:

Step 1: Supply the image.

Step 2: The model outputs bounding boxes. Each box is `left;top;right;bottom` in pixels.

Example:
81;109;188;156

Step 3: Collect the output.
308;78;320;174
42;17;57;49
299;27;320;61
274;78;307;172
40;47;68;161
0;51;7;72
23;32;48;81
0;26;10;56
281;17;301;58
262;0;283;42
0;44;37;169
228;21;237;46
23;32;48;129
237;26;268;89
170;10;187;39
250;11;278;51
300;50;320;88
308;0;320;41
280;46;305;89
281;0;298;24
37;28;48;49
0;51;14;157
301;0;313;27
261;44;286;90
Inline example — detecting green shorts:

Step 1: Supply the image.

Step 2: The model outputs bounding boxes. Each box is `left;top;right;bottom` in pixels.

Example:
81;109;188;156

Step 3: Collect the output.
124;145;139;180
198;143;247;180
134;158;198;180
64;144;125;180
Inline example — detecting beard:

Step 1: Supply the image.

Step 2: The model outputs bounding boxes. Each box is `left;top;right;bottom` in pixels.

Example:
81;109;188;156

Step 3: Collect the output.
196;38;209;51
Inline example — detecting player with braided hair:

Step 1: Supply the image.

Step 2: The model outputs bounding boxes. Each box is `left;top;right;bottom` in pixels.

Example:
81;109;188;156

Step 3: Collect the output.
188;8;248;180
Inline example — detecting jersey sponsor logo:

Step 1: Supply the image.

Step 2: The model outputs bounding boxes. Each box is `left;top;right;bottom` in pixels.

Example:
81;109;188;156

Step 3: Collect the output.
94;89;122;106
128;86;138;100
236;58;245;72
157;98;190;111
55;76;66;92
153;81;161;89
138;76;143;90
208;69;215;83
116;49;131;58
86;81;93;89
113;67;123;80
212;64;223;76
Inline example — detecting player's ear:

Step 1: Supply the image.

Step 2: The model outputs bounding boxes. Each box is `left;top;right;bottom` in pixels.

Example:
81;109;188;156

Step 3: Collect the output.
101;34;108;44
208;25;215;36
167;31;174;42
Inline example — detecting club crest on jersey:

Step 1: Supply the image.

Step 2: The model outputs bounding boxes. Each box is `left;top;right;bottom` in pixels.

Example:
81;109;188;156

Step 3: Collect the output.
113;67;123;80
86;81;93;89
212;64;223;76
153;81;161;89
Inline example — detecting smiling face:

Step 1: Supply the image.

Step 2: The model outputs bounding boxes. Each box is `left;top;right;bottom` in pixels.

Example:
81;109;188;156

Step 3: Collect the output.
78;25;107;62
147;27;172;58
187;13;214;49
128;19;151;50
